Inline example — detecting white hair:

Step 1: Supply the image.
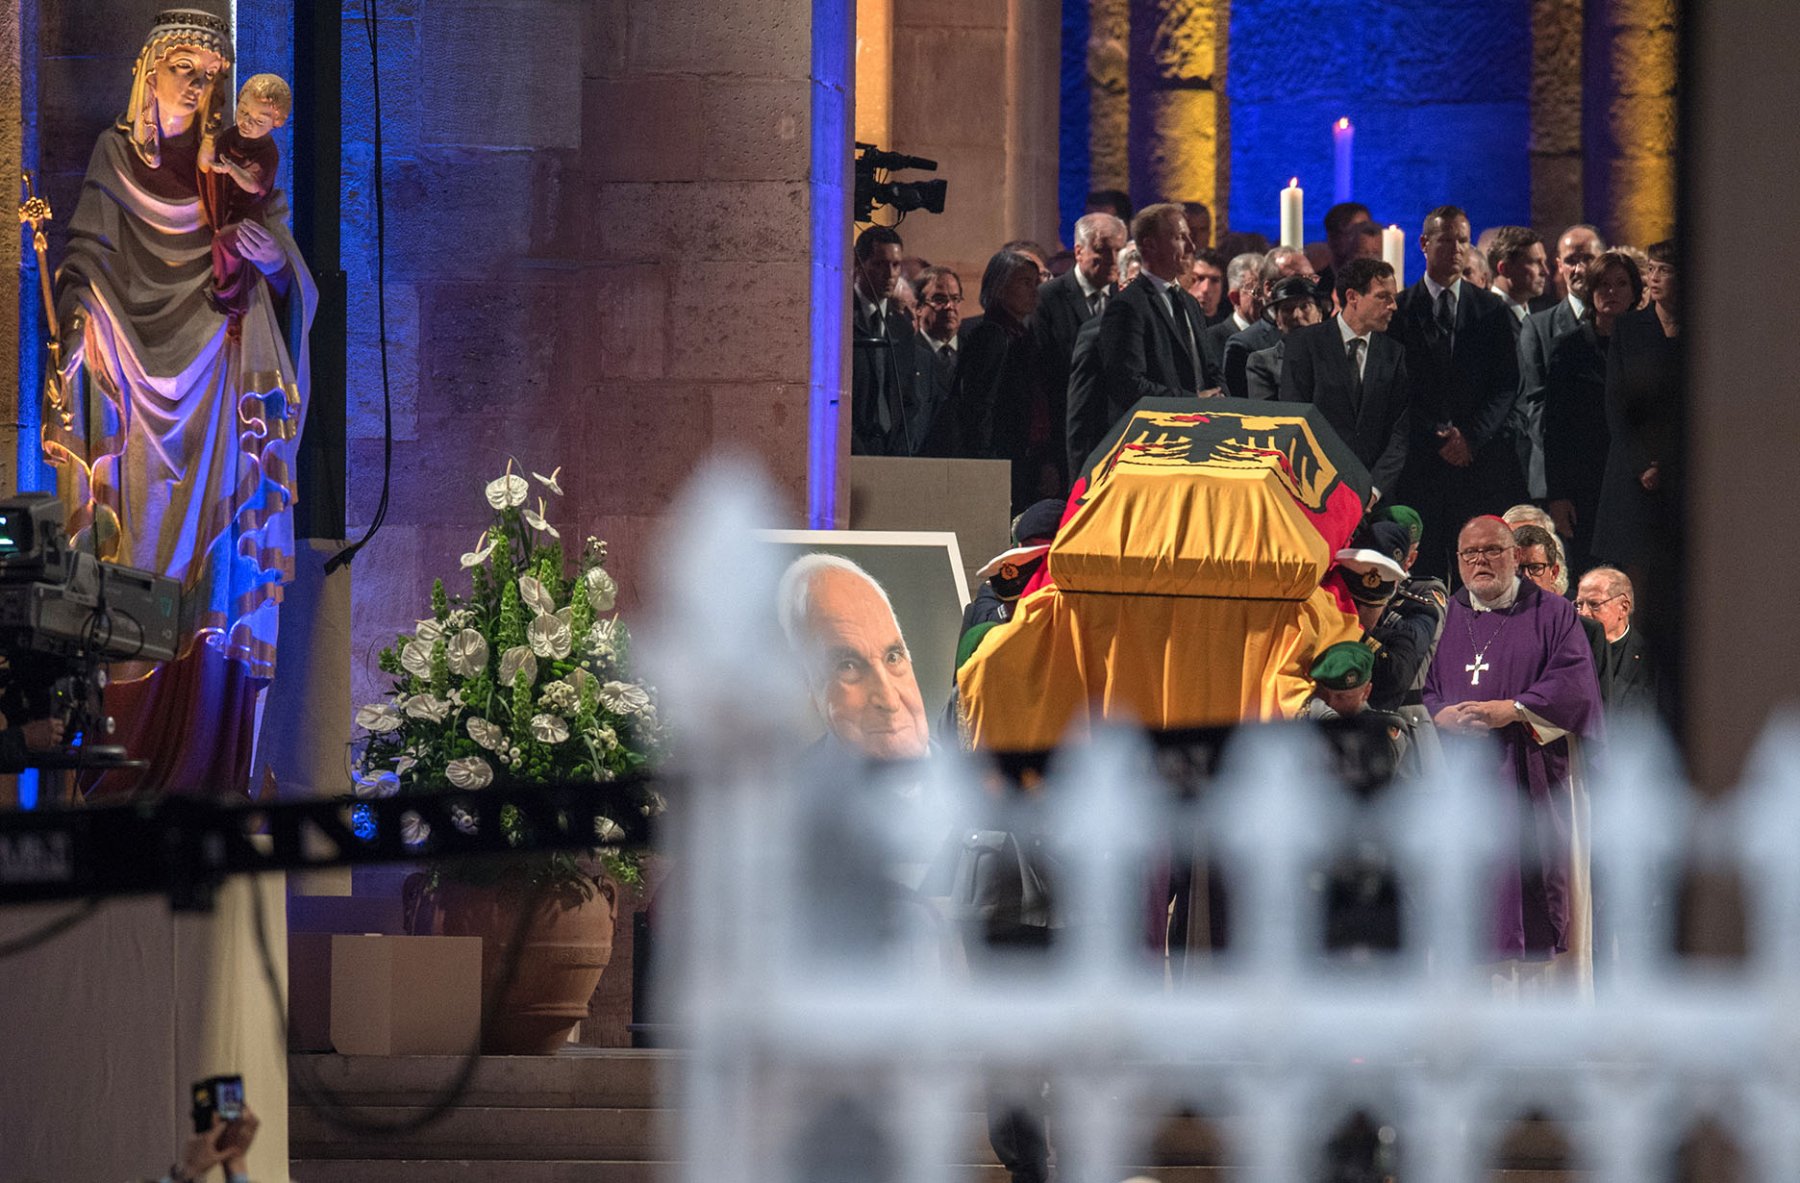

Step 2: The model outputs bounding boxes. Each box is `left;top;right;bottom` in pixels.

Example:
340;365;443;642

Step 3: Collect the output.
776;553;898;651
1073;211;1126;249
1583;564;1634;604
1226;251;1264;294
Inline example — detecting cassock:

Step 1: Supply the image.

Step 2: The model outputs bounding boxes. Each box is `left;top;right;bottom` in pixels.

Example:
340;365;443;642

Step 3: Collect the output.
1423;578;1603;988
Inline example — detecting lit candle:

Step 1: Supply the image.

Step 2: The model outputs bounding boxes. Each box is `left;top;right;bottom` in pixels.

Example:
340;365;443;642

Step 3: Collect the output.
1279;177;1304;250
1333;118;1354;204
1382;224;1405;287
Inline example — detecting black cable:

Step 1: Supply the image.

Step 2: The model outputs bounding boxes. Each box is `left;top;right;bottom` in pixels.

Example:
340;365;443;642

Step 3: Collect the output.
324;0;392;575
0;895;102;959
251;865;560;1136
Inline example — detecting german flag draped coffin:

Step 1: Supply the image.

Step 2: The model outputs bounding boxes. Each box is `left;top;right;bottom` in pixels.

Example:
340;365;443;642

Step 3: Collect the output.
958;398;1371;751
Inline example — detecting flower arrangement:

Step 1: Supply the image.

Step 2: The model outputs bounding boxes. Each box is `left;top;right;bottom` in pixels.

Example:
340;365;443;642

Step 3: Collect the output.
353;462;665;890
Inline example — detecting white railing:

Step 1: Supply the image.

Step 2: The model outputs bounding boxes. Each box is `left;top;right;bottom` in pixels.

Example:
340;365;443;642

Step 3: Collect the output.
645;460;1788;1183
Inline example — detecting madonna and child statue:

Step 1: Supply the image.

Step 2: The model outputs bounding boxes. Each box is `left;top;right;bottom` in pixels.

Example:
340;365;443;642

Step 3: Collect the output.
42;8;315;796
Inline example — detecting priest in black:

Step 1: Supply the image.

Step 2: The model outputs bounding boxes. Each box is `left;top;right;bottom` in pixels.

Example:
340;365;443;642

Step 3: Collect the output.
1576;566;1655;715
1390;206;1526;578
1279;257;1411;499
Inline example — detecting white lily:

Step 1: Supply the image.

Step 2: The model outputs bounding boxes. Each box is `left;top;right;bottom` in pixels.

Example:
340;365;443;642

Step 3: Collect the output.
399;639;433;679
467;717;504;750
518;575;555;617
355;703;403;733
532;466;564;496
528;613;573;660
585;566;618;612
446;628;490;677
530;713;571;744
523;497;560;540
485;460;529;509
498;645;538;688
445;756;494;790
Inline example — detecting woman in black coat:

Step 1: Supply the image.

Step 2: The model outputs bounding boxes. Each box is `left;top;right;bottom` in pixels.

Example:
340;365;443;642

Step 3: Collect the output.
1544;249;1642;575
1592;240;1680;571
959;249;1054;514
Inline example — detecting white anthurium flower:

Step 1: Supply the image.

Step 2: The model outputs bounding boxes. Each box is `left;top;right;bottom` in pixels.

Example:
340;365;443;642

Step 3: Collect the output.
518;574;555;617
414;619;445;644
532;466;564;496
446;629;490;677
498;646;538;688
393;755;418;776
528;613;573;660
530;713;571;744
466;717;504;750
399;639;433;679
594;816;626;844
352;770;400;800
445;756;494;790
355;703;403;733
484;461;529;510
522;498;561;540
600;681;651;716
403;693;453;723
585;566;618;612
459;532;496;569
568;666;594;695
401;812;431;847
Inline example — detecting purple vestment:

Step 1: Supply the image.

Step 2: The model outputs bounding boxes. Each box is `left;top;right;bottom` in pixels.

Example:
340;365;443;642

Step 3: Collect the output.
1424;578;1603;959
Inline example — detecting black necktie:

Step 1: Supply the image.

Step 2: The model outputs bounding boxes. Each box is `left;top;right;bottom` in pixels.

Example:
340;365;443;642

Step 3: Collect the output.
1435;287;1455;345
1167;287;1197;381
1347;337;1366;406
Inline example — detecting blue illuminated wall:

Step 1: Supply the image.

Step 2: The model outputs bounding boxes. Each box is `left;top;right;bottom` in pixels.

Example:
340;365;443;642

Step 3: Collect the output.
1226;0;1531;242
1058;0;1092;247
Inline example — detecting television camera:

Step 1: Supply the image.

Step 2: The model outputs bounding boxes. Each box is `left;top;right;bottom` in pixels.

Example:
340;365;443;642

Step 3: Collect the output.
854;142;947;223
0;496;180;769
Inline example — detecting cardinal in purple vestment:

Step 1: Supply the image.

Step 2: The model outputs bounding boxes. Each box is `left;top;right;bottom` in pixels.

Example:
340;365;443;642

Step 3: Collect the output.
1425;516;1604;969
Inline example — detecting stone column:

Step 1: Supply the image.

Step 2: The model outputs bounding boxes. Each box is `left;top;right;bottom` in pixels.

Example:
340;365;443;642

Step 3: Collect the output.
1530;0;1584;233
0;0;19;494
1087;0;1130;200
1582;0;1676;245
887;0;1061;293
1126;0;1228;224
855;0;893;148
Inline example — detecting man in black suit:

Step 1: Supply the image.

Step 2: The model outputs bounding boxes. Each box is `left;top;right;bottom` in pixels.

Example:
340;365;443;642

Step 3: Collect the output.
1390;205;1526;578
1034;212;1126;485
1201;250;1263;388
1222;245;1315;399
851;226;931;456
1243;274;1324;400
913;265;965;456
1487;226;1550;497
1516;224;1604;503
1279;257;1410;498
1075;203;1204;443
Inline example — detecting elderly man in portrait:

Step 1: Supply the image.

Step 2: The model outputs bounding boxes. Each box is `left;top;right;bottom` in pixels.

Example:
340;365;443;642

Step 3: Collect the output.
1577;565;1655;716
778;554;931;761
1425;515;1604;998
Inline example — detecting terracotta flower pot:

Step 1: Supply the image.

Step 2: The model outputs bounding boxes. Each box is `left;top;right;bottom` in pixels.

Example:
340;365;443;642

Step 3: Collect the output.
407;874;617;1055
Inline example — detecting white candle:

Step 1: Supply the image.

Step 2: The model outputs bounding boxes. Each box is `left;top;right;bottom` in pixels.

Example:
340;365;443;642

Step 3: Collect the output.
1333;118;1353;205
1382;224;1405;287
1279;177;1304;250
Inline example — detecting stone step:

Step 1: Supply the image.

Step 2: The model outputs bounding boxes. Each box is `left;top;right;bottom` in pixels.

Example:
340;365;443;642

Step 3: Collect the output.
291;1050;670;1109
290;1163;1585;1183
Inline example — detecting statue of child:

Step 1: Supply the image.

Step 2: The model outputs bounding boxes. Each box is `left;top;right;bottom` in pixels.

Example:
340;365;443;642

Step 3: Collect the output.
200;72;291;317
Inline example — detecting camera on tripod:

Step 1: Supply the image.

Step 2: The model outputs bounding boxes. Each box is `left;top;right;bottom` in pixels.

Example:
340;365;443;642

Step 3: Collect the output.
854;142;947;223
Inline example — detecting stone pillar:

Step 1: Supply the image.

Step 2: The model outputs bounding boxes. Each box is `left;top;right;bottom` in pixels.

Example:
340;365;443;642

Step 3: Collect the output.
855;0;893;148
0;0;19;495
1582;0;1676;245
1126;0;1227;223
1087;0;1130;200
1530;0;1584;233
886;0;1061;294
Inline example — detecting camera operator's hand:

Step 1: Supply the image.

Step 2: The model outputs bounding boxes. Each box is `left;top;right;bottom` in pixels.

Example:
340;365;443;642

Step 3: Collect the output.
174;1114;231;1181
20;716;64;751
218;1104;260;1178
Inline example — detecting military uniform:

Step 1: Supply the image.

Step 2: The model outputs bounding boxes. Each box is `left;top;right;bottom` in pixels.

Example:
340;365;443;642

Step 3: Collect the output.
1302;641;1415;775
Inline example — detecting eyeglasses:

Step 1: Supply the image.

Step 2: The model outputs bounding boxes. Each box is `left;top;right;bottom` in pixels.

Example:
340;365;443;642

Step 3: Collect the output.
1456;545;1509;562
923;294;960;307
1519;562;1553;578
1575;592;1625;613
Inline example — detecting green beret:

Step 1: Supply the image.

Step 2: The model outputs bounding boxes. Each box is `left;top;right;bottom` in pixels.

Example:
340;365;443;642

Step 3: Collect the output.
1310;641;1374;691
955;621;1002;672
1378;505;1423;547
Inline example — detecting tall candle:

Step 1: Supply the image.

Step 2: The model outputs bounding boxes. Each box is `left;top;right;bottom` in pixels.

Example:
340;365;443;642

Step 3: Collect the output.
1333;118;1354;204
1382;224;1405;287
1279;177;1304;250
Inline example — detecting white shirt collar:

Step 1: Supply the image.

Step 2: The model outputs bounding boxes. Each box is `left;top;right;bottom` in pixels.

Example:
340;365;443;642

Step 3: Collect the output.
1567;292;1587;319
1145;270;1180;296
1500;291;1529;321
1469;576;1521;613
1336;313;1370;346
924;332;958;354
1423;273;1463;303
860;293;888;322
1232;309;1251;332
1073;267;1105;300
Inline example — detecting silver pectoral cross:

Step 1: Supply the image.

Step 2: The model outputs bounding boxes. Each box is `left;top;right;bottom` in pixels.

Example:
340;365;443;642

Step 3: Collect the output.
1466;656;1490;686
